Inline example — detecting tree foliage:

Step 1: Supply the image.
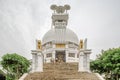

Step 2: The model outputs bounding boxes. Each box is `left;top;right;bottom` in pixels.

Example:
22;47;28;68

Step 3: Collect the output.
90;48;120;80
1;53;30;80
0;69;5;75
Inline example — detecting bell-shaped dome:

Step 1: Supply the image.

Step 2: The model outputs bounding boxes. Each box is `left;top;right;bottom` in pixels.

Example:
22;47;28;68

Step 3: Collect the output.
42;5;79;45
42;28;79;45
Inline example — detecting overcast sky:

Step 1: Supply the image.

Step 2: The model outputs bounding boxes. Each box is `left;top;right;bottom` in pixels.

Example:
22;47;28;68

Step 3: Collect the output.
0;0;120;60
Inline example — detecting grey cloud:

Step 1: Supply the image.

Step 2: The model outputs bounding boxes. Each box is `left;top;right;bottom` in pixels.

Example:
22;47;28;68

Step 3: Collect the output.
0;0;120;60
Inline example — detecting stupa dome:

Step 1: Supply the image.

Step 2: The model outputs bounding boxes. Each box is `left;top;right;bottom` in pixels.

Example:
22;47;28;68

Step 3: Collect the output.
42;28;79;45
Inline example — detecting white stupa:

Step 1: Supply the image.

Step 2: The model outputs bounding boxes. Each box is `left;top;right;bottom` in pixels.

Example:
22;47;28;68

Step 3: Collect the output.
31;4;91;72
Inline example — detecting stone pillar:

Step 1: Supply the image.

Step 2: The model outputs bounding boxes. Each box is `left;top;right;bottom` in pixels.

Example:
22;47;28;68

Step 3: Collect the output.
31;50;43;72
66;44;68;48
53;44;56;48
65;50;69;62
78;51;85;72
84;38;87;49
43;53;46;63
36;52;43;72
31;51;37;72
84;54;87;71
86;53;90;72
84;50;91;72
52;50;56;63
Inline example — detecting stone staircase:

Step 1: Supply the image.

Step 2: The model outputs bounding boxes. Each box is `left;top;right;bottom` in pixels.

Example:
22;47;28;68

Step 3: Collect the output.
24;63;101;80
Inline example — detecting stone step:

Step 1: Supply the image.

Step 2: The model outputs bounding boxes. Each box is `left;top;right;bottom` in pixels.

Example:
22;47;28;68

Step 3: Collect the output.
24;63;101;80
25;72;100;80
43;63;78;70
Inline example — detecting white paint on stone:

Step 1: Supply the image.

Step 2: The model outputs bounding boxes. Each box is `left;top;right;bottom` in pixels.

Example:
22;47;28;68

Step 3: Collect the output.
31;51;37;72
78;49;91;72
36;52;43;72
31;4;92;73
65;50;69;62
78;51;84;72
31;50;43;72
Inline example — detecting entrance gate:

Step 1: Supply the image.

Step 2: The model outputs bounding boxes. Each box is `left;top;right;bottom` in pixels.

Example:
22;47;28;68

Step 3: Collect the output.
55;51;65;62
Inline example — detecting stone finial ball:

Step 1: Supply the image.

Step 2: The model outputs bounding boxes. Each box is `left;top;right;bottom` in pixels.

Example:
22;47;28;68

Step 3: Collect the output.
51;5;57;10
56;6;65;13
64;4;71;10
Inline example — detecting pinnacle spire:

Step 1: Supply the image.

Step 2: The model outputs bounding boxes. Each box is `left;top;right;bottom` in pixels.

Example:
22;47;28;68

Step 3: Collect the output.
51;4;70;14
50;4;70;29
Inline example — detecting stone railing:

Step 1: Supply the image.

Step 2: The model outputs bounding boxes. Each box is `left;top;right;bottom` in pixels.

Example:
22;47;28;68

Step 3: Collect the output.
95;73;105;80
19;73;28;80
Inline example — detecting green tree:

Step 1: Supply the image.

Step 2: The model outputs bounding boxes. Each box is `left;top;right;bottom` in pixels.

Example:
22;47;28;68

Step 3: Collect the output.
0;69;5;75
1;53;30;80
90;48;120;80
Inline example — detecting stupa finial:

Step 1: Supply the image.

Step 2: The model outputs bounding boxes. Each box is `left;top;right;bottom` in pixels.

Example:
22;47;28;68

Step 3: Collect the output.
50;4;70;13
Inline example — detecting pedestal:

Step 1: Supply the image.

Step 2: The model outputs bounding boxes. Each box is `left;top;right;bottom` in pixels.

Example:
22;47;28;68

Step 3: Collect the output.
31;52;37;72
65;50;69;62
82;49;91;72
86;53;90;72
31;50;43;72
36;53;43;72
78;52;85;72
